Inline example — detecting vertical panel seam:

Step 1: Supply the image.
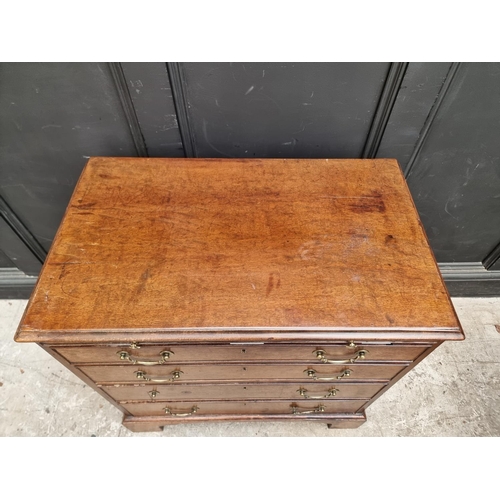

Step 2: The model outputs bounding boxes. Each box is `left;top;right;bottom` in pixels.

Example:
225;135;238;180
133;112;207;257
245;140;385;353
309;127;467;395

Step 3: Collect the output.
0;195;46;263
404;62;462;178
166;63;196;158
482;240;500;270
108;62;149;157
362;62;409;159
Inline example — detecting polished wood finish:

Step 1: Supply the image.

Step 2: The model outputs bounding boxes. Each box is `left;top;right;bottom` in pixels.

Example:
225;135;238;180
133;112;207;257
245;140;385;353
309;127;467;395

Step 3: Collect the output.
16;157;462;342
122;411;367;432
54;343;430;364
101;381;386;401
80;363;406;383
326;413;367;429
15;158;464;431
122;400;367;417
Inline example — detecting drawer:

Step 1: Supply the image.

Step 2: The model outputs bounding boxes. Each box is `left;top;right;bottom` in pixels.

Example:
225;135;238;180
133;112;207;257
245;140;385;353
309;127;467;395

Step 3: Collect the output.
80;362;405;383
102;381;386;402
122;399;368;417
55;343;430;364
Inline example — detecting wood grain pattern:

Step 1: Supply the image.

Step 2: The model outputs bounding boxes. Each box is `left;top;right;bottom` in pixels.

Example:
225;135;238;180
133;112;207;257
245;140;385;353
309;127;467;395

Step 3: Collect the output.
15;158;464;344
326;413;367;429
101;381;386;402
80;362;405;383
54;343;430;364
122;399;367;417
121;411;367;431
14;157;465;431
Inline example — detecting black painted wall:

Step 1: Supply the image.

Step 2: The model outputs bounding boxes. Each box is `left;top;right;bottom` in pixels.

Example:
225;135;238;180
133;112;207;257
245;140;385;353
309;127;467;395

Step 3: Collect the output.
1;62;499;296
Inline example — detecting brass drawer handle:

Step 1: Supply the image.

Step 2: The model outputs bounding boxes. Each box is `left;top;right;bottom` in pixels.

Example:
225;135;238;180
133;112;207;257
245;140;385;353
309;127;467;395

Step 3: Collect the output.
134;369;183;383
305;368;352;381
291;404;326;415
117;350;174;365
297;387;338;399
313;349;368;364
164;406;198;417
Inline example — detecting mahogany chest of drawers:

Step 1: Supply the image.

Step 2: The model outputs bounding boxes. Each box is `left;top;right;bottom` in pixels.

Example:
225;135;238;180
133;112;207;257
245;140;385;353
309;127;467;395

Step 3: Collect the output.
15;157;464;432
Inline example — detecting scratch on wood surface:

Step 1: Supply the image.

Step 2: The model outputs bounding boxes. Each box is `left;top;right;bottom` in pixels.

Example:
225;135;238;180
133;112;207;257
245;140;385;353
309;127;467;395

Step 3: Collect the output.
298;239;332;260
348;190;385;213
266;274;274;296
74;202;96;209
266;272;280;296
135;269;150;295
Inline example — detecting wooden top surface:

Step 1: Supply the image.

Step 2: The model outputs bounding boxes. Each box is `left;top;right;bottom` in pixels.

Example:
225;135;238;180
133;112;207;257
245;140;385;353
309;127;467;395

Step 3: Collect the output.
16;158;463;343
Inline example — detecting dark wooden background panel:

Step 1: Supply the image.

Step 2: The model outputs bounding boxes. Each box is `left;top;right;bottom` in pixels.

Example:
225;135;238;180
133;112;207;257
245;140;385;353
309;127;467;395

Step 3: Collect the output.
0;63;138;252
0;249;14;268
1;62;500;297
121;62;184;157
180;62;391;158
487;259;500;272
405;62;500;263
484;241;500;271
376;62;452;169
0;217;42;275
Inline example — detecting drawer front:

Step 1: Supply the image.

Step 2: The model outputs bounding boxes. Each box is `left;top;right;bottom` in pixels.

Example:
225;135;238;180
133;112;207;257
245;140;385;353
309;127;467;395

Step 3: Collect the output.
101;382;386;402
122;399;367;417
80;363;405;383
55;343;430;364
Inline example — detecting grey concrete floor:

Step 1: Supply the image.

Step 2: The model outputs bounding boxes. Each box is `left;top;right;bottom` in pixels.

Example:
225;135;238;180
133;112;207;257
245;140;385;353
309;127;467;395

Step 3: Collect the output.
1;298;499;437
